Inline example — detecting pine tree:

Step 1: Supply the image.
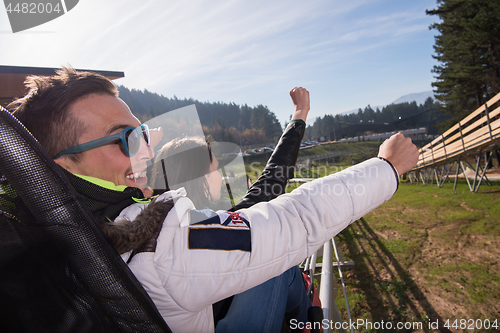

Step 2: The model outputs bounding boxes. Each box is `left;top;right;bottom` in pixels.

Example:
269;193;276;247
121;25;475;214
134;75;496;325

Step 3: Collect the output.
117;86;283;145
427;0;500;123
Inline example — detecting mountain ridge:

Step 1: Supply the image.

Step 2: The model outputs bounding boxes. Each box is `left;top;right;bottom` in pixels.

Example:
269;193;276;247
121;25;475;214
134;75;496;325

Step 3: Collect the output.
339;90;435;116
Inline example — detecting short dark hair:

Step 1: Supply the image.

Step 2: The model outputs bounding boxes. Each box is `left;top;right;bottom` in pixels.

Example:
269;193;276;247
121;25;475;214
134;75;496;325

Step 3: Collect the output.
8;66;119;160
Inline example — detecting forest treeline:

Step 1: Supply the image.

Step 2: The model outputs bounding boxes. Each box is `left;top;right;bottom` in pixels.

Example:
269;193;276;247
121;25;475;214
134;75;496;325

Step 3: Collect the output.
118;86;282;146
304;97;444;140
118;85;446;145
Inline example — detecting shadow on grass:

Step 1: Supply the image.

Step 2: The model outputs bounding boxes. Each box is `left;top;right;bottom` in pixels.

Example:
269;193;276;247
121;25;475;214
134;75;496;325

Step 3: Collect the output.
338;217;452;333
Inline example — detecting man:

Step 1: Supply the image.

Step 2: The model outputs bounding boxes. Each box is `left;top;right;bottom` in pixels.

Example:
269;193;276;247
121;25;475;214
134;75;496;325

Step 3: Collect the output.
10;67;418;332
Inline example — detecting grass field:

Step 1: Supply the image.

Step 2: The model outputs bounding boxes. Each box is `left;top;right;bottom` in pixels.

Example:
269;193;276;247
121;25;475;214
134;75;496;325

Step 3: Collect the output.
332;180;500;332
245;141;500;332
243;141;381;180
246;143;500;332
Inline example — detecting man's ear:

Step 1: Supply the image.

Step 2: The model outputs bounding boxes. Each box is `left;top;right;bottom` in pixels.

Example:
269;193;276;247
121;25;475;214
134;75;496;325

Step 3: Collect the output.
54;156;80;174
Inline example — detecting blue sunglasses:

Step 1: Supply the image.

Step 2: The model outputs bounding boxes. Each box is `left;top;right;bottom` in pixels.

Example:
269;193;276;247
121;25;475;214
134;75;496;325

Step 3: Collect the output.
54;124;150;159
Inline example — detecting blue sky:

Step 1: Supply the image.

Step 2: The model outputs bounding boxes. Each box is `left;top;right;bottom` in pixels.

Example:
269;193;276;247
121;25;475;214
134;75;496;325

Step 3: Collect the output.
1;0;440;126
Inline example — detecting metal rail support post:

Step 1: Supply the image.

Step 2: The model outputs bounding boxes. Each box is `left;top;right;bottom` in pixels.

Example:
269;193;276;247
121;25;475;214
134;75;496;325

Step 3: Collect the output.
474;149;495;192
458;123;466;152
463;158;491;191
472;153;482;191
319;239;345;333
332;238;354;333
460;160;474;192
438;164;451;188
454;159;461;190
420;171;426;185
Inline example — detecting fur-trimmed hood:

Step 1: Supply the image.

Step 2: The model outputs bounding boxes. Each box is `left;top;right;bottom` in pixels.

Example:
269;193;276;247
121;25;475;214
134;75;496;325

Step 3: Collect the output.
98;189;187;257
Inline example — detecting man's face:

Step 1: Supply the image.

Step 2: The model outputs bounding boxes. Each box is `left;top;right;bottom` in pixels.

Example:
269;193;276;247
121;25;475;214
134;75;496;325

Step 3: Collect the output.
55;93;153;192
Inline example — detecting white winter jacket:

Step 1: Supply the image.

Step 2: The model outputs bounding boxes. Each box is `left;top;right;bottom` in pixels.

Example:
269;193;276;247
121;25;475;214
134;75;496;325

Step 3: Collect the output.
116;157;398;333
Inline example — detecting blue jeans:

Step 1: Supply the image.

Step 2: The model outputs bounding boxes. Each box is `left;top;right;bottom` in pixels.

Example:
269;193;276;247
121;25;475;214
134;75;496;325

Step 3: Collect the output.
216;266;311;333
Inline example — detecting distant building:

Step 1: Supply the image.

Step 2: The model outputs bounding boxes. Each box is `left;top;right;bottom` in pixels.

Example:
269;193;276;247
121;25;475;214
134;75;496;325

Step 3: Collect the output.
0;65;124;107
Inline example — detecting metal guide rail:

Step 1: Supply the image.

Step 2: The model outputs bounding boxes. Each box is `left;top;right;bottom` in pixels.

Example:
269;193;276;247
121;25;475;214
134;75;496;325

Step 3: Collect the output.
300;238;355;333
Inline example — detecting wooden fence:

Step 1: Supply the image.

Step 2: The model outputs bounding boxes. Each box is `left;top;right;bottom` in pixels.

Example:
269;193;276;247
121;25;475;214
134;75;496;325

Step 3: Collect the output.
413;92;500;170
409;92;500;192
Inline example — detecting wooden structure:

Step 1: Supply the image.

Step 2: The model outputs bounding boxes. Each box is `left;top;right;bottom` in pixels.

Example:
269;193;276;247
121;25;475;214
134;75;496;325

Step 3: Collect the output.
409;92;500;192
0;65;124;107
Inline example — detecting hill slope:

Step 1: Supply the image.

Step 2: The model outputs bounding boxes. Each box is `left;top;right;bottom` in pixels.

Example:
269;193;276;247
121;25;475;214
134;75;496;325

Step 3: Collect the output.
391;91;435;105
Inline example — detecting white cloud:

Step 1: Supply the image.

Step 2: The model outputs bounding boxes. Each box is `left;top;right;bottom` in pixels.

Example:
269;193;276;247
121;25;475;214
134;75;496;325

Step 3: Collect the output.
1;0;439;125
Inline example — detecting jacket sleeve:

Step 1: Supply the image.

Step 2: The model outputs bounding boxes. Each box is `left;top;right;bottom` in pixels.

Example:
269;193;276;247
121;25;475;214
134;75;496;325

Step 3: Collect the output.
230;120;305;211
154;157;397;312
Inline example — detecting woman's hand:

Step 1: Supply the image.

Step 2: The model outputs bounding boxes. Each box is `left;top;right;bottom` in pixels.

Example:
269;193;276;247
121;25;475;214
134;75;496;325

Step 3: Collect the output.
149;127;163;149
290;87;310;122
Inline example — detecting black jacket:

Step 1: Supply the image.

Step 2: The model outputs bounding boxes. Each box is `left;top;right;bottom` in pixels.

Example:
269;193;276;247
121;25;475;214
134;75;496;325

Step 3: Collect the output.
231;120;305;211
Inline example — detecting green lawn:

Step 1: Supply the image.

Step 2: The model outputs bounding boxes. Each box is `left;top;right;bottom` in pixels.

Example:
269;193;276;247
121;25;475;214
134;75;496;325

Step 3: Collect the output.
333;180;500;332
245;141;500;332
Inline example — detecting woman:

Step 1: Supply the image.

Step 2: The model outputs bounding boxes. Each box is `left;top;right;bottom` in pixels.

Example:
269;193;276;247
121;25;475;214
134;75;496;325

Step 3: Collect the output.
150;136;222;208
102;87;314;332
151;136;312;332
147;88;313;332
